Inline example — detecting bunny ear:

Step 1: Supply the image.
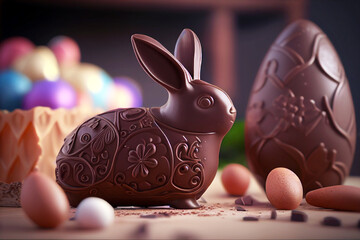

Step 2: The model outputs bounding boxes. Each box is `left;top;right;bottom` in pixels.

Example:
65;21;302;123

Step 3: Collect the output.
132;34;191;92
174;29;202;80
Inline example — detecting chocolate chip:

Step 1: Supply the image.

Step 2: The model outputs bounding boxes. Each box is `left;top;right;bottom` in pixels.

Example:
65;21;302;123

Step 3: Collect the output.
270;209;277;220
235;206;246;211
235;195;254;206
291;210;308;222
243;216;258;221
323;216;341;227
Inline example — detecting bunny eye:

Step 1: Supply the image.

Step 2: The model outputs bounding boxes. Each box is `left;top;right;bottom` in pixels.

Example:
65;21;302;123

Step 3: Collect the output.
197;95;214;109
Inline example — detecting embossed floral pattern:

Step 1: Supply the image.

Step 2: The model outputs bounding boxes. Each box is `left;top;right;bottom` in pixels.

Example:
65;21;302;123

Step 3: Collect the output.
273;95;306;128
271;94;325;134
128;143;158;177
140;116;153;128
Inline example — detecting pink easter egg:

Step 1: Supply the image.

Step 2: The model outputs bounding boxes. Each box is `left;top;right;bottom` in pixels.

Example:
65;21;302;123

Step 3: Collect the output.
49;36;80;66
77;91;94;109
0;37;34;70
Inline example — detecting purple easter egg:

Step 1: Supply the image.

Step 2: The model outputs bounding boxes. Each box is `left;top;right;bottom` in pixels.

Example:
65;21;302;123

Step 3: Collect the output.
23;79;77;109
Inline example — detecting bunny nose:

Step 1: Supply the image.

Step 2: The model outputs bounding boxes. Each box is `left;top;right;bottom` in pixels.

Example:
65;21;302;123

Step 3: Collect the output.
229;106;236;114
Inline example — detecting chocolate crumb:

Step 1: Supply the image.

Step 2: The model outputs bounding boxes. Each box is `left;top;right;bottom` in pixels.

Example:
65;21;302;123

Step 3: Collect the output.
235;196;253;206
132;223;148;239
243;216;258;221
236;206;246;211
175;233;197;240
270;209;277;220
291;210;308;222
323;216;341;227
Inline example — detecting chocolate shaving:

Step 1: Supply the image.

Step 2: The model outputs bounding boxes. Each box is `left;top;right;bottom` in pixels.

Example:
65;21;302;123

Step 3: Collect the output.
198;197;207;203
235;206;246;211
140;213;171;218
323;216;341;227
235;195;254;206
291;210;308;222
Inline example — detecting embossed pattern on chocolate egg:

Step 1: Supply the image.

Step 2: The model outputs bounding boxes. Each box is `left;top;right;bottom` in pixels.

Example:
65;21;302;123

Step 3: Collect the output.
56;29;236;209
245;20;356;194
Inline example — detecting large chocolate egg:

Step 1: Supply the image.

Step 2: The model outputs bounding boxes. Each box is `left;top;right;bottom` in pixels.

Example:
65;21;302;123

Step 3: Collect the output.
245;20;356;194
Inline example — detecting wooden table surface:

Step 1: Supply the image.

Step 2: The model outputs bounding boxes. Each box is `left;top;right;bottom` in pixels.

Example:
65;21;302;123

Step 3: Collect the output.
1;172;360;239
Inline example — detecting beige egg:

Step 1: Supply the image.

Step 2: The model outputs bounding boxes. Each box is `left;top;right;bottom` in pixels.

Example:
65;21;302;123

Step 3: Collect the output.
20;170;70;228
60;63;104;92
221;163;251;196
265;167;303;210
12;46;59;81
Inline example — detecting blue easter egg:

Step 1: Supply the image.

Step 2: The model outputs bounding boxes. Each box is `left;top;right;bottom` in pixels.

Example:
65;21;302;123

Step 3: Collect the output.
23;79;77;110
0;70;32;111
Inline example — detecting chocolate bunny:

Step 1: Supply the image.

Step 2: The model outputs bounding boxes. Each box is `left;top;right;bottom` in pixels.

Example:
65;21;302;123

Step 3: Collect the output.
56;29;236;209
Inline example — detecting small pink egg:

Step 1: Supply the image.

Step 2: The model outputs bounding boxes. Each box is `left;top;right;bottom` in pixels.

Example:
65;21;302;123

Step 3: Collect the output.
0;37;34;70
221;163;251;196
49;36;80;66
265;167;303;210
20;170;70;228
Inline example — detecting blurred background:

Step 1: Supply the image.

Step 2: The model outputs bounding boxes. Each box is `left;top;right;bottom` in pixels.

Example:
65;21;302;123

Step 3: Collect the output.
0;0;359;175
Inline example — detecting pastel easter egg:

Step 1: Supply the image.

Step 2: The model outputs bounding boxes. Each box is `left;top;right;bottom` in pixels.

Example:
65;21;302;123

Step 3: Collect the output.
0;37;34;70
0;70;32;111
23;79;77;109
49;36;81;66
107;77;143;109
76;90;94;109
245;19;356;194
61;63;111;109
12;46;59;81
